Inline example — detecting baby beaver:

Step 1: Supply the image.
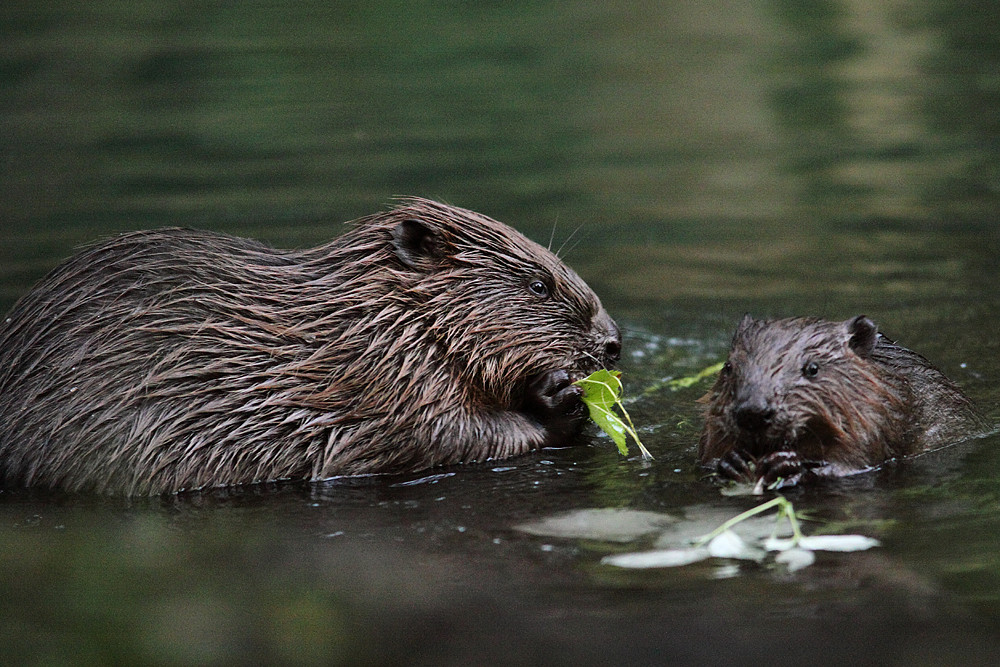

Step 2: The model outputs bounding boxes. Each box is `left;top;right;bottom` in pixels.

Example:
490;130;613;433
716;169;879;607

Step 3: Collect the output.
699;314;986;490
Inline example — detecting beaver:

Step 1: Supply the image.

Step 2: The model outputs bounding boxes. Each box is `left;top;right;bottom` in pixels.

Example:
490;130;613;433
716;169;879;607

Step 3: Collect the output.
698;314;985;490
0;198;621;495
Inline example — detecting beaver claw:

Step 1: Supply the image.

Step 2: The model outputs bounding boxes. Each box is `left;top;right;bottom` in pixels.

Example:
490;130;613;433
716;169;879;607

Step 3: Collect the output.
523;369;587;442
717;449;821;491
716;449;756;483
758;451;828;490
756;450;808;490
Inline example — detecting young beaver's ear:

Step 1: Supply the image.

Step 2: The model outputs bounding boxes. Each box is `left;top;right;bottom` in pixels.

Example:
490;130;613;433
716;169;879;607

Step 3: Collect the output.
846;315;878;358
733;313;756;342
390;218;449;271
733;313;754;338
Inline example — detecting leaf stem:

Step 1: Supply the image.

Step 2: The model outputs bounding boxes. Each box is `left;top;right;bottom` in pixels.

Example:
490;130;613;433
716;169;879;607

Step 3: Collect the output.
616;399;652;460
693;496;800;547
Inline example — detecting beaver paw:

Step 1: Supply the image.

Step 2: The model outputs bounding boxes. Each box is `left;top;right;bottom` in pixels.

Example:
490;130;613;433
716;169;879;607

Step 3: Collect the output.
523;369;587;443
716;449;756;483
756;450;813;490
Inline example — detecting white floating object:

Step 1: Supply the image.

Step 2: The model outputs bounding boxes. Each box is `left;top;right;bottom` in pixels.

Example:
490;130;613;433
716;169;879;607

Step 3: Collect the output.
602;548;709;569
707;530;765;562
515;508;676;543
798;534;881;552
775;548;816;572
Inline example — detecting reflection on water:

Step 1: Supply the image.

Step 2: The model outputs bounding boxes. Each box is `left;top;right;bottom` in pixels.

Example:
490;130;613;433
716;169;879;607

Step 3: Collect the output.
769;0;1000;222
3;0;1000;663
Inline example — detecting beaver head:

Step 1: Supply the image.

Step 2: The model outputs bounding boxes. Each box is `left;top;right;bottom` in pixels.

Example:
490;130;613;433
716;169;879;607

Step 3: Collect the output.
698;314;914;476
379;200;621;401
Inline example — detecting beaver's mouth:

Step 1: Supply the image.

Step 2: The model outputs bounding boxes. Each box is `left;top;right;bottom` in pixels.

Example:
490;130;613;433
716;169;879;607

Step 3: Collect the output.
734;432;779;458
566;366;604;386
735;427;823;460
571;351;620;381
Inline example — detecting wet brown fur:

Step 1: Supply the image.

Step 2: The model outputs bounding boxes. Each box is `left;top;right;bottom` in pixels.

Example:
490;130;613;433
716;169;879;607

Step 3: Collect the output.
699;315;984;483
0;199;620;495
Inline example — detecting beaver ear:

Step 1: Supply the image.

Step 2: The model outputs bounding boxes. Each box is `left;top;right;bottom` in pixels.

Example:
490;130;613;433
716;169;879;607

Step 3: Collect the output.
390;218;448;271
846;315;878;358
734;313;755;338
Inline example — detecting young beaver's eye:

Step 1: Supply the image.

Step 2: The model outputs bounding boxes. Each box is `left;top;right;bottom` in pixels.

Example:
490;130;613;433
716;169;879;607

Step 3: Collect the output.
802;361;820;378
721;360;733;376
527;279;550;298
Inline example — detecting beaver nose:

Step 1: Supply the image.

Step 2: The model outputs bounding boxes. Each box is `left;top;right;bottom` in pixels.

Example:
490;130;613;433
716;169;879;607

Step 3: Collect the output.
600;316;622;364
733;401;774;432
604;337;622;364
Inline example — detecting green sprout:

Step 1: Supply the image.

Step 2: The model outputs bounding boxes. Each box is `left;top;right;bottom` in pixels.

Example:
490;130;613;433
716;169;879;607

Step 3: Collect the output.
665;361;726;390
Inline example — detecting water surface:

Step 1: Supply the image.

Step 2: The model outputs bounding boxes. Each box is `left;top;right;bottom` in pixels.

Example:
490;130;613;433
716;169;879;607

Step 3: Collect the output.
3;1;1000;664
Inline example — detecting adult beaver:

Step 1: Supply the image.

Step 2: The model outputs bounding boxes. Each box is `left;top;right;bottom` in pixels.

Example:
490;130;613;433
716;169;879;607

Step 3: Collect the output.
0;199;621;495
699;314;985;490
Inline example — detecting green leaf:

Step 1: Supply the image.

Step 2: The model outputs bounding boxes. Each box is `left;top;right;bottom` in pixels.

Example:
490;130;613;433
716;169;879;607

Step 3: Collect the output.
576;369;622;410
574;370;652;460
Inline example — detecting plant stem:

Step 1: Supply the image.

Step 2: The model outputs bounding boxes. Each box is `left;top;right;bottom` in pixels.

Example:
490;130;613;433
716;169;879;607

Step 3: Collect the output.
618;402;652;460
693;496;797;547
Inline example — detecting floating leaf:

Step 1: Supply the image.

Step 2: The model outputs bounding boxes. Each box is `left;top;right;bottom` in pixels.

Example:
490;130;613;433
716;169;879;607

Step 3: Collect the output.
574;369;652;460
706;530;765;562
601;548;710;569
514;508;676;543
797;535;881;552
774;548;815;572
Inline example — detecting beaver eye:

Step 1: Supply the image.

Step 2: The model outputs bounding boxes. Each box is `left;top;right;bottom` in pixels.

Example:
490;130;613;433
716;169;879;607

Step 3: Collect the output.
527;279;550;298
721;361;732;376
802;361;820;378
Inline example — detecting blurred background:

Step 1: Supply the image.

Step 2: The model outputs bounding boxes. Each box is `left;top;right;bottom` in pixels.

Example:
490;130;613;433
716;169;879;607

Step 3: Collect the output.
2;1;1000;664
4;1;999;319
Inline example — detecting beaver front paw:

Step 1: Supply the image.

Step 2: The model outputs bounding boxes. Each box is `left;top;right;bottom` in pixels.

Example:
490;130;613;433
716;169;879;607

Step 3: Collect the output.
715;449;756;483
756;450;822;490
523;369;587;444
716;449;822;491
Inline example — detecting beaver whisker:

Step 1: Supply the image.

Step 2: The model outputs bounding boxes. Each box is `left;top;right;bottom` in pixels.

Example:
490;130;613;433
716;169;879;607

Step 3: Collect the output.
554;224;584;260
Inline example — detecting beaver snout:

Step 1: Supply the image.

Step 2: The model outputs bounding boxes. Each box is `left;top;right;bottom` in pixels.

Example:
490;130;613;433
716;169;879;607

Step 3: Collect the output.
732;399;775;432
603;334;622;365
595;312;622;366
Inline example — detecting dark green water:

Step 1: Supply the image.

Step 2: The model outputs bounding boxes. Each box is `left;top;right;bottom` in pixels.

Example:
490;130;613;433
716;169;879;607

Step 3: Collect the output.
3;1;1000;664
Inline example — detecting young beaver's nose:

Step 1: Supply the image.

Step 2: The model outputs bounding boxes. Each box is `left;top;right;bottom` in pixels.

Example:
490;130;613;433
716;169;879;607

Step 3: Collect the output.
733;400;775;432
